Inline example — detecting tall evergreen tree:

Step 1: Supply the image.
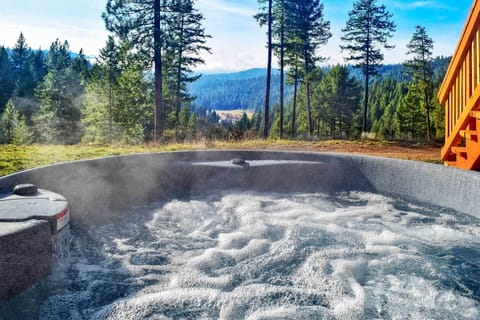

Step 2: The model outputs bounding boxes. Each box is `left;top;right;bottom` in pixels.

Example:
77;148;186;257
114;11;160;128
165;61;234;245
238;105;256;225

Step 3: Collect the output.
11;33;35;98
97;36;121;141
340;0;396;134
369;78;401;139
0;46;15;113
404;25;434;141
71;49;90;83
278;0;286;139
83;41;152;144
264;0;273;139
113;56;153;144
396;82;426;140
288;64;300;137
294;0;330;136
35;39;84;144
10;35;45;125
164;0;210;127
30;49;47;85
256;0;274;139
104;0;209;141
103;0;166;140
256;0;290;139
0;100;19;143
273;0;330;138
312;65;361;138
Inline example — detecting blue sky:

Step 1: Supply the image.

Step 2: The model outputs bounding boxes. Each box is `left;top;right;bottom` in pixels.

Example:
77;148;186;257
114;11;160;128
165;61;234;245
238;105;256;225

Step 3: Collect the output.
0;0;474;73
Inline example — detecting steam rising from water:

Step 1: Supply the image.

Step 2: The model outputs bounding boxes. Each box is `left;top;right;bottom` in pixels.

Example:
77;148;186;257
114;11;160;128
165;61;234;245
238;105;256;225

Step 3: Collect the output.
2;192;480;319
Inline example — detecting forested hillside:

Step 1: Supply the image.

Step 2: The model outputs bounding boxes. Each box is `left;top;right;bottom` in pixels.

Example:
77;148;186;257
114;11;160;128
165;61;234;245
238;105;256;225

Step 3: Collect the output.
189;68;293;111
190;57;450;113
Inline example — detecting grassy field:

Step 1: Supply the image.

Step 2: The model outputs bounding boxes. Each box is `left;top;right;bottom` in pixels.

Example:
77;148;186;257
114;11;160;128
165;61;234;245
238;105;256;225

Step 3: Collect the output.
0;140;442;177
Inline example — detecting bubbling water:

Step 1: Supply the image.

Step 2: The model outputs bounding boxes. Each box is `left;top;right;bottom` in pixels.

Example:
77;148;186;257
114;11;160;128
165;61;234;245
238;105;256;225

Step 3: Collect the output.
2;191;479;319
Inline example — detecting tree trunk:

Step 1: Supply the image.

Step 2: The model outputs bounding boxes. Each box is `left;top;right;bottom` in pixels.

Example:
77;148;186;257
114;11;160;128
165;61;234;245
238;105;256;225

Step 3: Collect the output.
291;67;298;138
263;0;273;140
176;14;185;127
307;80;313;136
154;0;164;141
425;92;431;142
339;116;343;138
305;51;313;136
279;17;285;140
109;65;113;143
363;70;369;134
363;25;371;135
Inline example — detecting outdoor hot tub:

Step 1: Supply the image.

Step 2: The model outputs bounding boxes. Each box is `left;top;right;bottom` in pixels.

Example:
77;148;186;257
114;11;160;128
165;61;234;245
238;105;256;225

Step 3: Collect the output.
0;151;479;319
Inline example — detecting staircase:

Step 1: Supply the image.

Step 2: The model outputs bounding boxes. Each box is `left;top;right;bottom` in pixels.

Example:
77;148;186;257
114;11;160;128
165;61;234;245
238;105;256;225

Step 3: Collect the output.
439;0;480;170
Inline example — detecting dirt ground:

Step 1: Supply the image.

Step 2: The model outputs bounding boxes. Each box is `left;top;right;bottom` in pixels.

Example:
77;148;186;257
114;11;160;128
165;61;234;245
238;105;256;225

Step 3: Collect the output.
227;140;443;163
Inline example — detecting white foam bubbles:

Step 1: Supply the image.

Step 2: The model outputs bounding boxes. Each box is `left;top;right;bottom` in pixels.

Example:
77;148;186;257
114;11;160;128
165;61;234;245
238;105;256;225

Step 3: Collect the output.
3;191;479;319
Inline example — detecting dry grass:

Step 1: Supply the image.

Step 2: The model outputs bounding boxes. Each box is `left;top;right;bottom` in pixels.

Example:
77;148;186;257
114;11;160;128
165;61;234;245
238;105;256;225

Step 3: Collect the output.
0;139;442;177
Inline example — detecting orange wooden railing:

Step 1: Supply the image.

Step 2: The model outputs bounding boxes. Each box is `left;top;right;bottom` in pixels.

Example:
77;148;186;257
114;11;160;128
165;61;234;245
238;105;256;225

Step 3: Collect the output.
438;0;480;170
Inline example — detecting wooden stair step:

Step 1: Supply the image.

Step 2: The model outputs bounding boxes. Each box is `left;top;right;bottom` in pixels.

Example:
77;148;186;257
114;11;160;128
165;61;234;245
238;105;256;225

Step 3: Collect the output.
470;111;480;119
460;129;478;140
451;146;468;157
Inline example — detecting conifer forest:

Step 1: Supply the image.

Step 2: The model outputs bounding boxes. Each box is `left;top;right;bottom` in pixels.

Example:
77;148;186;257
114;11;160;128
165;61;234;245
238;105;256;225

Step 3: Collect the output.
0;0;451;145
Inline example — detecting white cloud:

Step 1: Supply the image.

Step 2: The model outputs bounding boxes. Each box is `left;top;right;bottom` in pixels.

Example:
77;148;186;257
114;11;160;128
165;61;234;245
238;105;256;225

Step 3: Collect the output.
197;0;256;17
195;0;266;72
389;0;456;10
0;16;108;56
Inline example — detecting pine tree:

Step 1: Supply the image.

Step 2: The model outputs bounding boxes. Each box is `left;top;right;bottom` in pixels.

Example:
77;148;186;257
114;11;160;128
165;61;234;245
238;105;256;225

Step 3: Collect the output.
256;0;293;138
97;36;121;141
82;81;112;144
404;25;434;141
1;100;19;143
71;49;90;83
83;42;152;144
30;49;47;85
104;0;209;141
264;0;273;140
341;0;396;134
288;64;300;137
104;0;165;140
0;46;15;114
113;50;153;144
295;0;331;136
11;33;34;98
396;82;425;140
256;0;274;139
277;0;286;139
164;0;210;128
312;65;361;138
272;3;300;137
35;39;84;144
269;0;330;138
369;78;401;139
10;35;45;125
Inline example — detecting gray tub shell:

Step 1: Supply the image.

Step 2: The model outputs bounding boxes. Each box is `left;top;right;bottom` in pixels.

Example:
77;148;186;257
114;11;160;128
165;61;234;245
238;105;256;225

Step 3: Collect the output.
0;150;479;298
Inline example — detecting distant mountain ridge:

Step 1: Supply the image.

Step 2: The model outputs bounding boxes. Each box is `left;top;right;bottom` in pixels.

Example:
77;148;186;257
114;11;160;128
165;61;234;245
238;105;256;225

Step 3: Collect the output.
200;68;279;80
189;68;289;112
190;57;451;112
